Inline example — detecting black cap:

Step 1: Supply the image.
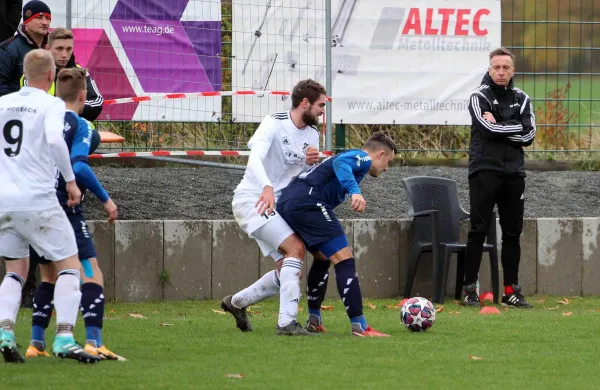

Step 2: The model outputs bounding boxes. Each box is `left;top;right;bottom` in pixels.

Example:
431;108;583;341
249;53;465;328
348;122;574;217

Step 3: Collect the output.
23;1;52;24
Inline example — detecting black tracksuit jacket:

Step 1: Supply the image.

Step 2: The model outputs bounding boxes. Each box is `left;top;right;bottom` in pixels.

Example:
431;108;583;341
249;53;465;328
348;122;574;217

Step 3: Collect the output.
467;73;536;177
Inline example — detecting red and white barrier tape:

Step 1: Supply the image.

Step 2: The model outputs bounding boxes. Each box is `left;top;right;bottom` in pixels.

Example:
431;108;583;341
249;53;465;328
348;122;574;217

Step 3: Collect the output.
103;90;333;105
89;150;333;159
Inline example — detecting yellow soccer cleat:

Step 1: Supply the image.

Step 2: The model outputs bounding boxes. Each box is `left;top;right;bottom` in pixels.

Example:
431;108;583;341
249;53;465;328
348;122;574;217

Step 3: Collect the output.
84;344;127;361
25;345;51;358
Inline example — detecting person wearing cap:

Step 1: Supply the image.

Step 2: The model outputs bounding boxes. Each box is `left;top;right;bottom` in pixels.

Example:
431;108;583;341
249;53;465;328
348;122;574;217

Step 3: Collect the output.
0;0;51;96
0;0;23;42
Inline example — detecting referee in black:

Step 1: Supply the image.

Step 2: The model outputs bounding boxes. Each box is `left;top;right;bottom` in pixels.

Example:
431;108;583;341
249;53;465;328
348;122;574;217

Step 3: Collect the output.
461;47;536;308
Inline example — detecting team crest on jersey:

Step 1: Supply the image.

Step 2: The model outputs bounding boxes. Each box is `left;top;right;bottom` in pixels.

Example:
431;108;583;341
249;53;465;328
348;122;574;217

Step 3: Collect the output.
355;154;371;167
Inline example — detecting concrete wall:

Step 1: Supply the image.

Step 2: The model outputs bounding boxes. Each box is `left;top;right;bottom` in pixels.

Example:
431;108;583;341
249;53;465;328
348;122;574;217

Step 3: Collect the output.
2;218;599;301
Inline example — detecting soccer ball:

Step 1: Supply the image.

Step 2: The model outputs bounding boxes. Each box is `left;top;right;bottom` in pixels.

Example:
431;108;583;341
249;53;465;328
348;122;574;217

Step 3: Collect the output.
400;297;436;332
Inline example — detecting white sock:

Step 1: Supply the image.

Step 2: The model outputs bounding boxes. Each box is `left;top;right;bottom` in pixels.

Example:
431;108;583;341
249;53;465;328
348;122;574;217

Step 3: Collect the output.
54;269;81;336
0;273;24;329
278;257;302;327
232;270;280;308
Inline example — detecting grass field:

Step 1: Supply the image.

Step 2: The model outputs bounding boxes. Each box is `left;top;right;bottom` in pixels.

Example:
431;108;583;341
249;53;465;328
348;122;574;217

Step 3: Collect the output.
517;75;600;127
3;296;600;389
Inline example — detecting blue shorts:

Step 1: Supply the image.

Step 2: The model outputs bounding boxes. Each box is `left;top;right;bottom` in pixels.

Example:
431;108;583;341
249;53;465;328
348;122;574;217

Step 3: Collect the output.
276;195;348;258
31;211;96;265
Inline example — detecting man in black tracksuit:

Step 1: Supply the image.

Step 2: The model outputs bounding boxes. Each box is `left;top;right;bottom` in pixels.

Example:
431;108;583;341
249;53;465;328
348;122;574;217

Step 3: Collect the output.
462;47;536;308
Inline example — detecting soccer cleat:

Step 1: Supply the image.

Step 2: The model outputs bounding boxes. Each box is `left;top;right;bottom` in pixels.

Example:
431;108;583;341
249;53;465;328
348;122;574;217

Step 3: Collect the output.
501;285;533;308
275;321;318;336
220;295;252;332
53;335;101;364
84;344;127;361
0;329;24;363
461;283;481;308
351;323;390;337
25;342;51;358
305;314;327;333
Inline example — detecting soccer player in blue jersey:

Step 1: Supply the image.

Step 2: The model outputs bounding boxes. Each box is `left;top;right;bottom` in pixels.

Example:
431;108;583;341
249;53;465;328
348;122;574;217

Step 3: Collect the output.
25;67;125;360
277;132;397;337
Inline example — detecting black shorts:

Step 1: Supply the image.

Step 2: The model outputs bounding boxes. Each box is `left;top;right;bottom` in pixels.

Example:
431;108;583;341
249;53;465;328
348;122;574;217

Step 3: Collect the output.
276;196;348;257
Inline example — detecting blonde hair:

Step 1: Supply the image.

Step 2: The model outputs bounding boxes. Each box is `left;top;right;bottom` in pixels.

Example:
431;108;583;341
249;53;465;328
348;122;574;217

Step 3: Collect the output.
56;68;87;103
48;27;74;47
23;49;55;82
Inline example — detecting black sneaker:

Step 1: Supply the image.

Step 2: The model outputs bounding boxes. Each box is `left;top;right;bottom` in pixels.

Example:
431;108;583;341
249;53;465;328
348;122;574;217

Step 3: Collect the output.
275;321;318;336
501;285;533;308
461;283;481;307
220;295;252;332
52;337;101;364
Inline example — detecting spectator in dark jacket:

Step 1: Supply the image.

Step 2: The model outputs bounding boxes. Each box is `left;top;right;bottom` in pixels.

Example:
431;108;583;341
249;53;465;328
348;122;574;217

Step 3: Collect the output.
21;27;104;121
0;0;51;96
461;47;537;309
0;0;22;42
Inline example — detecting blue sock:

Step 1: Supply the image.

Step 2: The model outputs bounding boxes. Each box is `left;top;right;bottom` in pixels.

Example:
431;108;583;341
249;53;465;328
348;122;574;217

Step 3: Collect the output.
306;259;331;318
334;258;367;328
81;283;104;347
350;314;368;331
31;282;55;348
86;326;102;348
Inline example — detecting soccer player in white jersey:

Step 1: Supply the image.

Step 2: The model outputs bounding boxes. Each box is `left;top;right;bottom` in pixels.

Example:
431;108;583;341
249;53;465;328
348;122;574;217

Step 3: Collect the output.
221;79;326;336
0;49;100;363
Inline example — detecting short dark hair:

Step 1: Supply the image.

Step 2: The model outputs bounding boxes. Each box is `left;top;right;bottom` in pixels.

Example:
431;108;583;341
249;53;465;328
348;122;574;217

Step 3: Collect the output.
291;79;327;108
363;132;397;155
489;47;515;61
56;67;86;103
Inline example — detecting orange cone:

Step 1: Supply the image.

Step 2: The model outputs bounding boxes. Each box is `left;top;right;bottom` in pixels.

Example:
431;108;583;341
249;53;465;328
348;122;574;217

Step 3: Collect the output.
479;306;500;315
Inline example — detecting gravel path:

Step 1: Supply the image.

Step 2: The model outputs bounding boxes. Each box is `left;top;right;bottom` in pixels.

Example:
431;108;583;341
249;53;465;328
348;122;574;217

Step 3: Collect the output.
83;166;600;221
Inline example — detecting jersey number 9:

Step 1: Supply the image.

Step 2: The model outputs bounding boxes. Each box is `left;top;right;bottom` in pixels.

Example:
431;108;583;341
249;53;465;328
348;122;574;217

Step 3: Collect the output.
3;120;23;157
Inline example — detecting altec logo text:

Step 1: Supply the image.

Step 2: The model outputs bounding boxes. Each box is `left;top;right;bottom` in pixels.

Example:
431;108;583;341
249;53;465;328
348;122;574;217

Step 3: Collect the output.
401;8;491;36
369;7;496;52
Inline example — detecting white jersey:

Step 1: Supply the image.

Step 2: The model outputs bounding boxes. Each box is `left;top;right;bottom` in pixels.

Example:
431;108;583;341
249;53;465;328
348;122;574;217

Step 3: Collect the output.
0;87;68;211
234;111;320;198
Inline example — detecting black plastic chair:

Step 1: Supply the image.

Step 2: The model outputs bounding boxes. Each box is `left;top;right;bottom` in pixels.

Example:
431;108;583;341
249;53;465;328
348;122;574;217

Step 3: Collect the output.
401;176;499;304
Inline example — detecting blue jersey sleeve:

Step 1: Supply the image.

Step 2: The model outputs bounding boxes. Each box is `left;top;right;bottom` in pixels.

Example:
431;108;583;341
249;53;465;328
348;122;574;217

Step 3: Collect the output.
71;117;93;163
72;117;109;203
332;150;371;196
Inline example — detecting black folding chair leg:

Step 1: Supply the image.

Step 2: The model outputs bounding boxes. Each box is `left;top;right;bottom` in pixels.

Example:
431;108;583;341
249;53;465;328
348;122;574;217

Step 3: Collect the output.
455;251;465;300
432;246;447;304
439;247;454;304
403;244;421;298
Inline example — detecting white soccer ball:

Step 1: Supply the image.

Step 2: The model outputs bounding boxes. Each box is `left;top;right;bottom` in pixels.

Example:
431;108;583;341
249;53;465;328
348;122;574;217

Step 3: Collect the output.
400;297;436;332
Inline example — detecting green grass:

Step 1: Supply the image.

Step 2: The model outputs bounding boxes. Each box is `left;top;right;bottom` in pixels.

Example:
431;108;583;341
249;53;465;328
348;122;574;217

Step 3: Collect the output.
517;75;600;127
4;296;600;389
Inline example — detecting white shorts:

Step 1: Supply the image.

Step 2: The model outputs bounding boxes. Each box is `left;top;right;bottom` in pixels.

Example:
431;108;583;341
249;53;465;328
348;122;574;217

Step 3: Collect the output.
232;195;294;261
0;206;78;261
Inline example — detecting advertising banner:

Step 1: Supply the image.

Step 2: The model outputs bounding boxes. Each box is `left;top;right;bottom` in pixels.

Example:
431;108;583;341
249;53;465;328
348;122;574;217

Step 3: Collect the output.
45;0;222;121
232;0;502;125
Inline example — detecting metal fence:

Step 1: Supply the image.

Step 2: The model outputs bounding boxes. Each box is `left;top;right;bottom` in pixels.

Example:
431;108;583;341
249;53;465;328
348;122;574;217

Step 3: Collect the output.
86;0;598;157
